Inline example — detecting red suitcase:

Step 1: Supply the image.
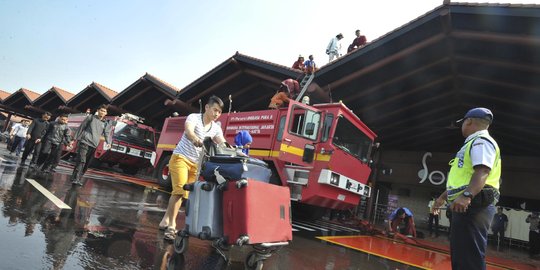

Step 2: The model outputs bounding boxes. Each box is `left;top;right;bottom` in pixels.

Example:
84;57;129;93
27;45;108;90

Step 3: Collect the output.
222;179;293;246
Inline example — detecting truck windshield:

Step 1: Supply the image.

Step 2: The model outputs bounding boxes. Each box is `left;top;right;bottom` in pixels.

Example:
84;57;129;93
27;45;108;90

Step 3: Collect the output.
332;116;372;163
113;122;155;149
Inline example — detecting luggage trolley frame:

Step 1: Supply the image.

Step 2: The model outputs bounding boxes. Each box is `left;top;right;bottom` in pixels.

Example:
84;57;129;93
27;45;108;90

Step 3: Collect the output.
170;140;291;269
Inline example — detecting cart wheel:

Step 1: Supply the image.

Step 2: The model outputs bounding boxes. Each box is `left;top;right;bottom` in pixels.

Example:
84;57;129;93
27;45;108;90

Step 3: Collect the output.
173;235;188;255
245;251;263;270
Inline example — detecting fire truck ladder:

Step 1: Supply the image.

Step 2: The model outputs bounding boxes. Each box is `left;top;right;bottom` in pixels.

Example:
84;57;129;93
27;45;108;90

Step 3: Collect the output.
295;73;315;102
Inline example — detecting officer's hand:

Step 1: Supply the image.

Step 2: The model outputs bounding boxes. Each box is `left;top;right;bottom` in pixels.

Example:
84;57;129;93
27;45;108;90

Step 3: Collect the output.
26;134;31;140
35;139;41;144
450;195;471;213
432;197;445;214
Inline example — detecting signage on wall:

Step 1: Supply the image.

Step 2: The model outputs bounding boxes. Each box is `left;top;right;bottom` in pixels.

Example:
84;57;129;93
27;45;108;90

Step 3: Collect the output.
417;152;447;185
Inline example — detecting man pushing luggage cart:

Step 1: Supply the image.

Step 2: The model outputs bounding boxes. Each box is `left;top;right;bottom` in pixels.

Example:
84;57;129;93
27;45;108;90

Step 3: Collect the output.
171;138;293;270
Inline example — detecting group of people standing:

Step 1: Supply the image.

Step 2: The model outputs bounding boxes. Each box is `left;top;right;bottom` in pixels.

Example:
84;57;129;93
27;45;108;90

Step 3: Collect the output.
326;29;367;62
290;29;368;72
8;112;72;172
292;55;317;74
5;104;111;186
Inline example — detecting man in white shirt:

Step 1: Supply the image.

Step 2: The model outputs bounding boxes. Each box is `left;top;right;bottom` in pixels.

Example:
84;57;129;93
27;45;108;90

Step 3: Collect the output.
326;33;344;62
10;119;30;156
160;95;227;241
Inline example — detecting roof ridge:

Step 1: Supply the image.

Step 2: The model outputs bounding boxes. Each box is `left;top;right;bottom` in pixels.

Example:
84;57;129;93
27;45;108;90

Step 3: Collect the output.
449;2;540;8
20;88;41;101
91;82;118;99
51;86;75;102
0;89;11;100
144;73;181;92
235;52;300;72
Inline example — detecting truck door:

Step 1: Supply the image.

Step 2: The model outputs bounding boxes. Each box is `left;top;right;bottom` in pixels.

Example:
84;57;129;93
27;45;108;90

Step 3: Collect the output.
279;100;322;167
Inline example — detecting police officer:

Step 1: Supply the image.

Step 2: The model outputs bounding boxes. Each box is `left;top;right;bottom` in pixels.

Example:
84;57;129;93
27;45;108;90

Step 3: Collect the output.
433;107;501;270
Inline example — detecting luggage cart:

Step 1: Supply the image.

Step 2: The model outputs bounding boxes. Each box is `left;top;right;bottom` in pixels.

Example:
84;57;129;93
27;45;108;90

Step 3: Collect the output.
173;161;292;269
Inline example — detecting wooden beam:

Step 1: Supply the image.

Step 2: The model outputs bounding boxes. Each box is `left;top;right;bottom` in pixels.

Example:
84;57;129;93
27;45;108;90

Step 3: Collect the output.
237;91;274;111
328;33;446;89
135;97;164;114
383;126;450;148
451;30;540;47
461;91;540;113
364;91;453;123
230;82;259;100
243;69;283;85
186;70;242;103
357;75;452;114
455;54;540;74
116;85;153;106
375;104;455;133
459;75;539;94
343;57;451;103
70;92;98;111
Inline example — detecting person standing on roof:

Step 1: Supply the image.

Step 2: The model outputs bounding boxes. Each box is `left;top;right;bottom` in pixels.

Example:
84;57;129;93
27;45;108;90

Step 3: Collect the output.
347;29;367;53
159;95;227;241
268;79;300;109
71;104;111;186
433;107;501;270
326;33;344;62
234;130;253;156
21;112;51;166
304;55;317;74
292;55;305;72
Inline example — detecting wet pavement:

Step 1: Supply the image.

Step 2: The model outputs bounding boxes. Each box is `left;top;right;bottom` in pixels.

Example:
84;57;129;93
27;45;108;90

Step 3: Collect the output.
0;143;420;270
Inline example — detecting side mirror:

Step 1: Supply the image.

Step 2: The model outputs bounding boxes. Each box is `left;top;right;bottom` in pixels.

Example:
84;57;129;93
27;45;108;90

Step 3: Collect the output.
305;122;315;136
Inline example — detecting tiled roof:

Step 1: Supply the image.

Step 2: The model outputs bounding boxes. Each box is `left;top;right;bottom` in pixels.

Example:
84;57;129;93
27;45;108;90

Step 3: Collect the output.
51;86;75;102
144;73;181;92
235;52;301;73
448;2;540;8
20;88;41;102
0;90;11;101
92;82;118;99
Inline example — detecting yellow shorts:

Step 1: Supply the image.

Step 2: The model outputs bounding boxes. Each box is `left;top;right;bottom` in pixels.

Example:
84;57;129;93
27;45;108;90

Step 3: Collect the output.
169;154;198;198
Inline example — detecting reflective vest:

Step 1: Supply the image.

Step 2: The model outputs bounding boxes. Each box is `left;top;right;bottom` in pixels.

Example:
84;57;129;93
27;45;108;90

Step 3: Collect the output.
447;131;501;202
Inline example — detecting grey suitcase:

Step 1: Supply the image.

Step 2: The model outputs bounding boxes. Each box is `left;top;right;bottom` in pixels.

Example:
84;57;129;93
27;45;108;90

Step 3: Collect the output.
183;181;223;240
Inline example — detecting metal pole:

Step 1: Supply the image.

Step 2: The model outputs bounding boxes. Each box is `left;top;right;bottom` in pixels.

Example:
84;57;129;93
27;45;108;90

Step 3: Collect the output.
372;189;380;225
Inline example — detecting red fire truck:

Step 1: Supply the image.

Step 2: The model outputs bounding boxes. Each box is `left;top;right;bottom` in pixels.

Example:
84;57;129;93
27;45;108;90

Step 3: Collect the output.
67;113;157;175
153;100;377;210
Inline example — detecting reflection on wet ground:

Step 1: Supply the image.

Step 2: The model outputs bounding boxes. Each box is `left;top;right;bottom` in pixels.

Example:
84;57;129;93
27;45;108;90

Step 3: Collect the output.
0;146;420;270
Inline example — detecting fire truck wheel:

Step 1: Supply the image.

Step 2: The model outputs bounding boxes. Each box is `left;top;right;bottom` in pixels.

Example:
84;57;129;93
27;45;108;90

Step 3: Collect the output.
157;154;172;189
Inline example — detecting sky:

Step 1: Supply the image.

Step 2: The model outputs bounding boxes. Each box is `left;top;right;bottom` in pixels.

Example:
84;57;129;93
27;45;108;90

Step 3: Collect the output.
1;0;539;95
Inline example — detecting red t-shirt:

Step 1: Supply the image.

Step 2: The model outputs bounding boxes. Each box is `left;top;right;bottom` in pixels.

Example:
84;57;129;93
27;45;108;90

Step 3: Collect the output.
347;36;367;53
292;60;305;71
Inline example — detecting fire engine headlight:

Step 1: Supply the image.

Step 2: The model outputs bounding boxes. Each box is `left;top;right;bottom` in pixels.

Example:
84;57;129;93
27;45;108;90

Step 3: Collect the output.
330;173;340;186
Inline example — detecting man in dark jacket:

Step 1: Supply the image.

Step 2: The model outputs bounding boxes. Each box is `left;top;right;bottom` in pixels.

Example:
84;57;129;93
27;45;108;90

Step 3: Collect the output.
21;112;51;166
71;104;111;186
36;114;73;172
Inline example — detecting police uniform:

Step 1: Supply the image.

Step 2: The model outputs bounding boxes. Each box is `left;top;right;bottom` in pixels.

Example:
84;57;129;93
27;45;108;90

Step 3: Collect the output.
446;108;501;270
